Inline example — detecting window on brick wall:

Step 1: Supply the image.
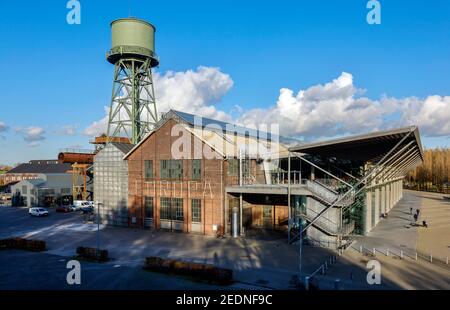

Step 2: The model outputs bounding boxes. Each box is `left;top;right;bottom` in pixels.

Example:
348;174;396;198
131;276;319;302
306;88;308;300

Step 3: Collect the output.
171;160;183;180
227;158;250;177
191;159;201;180
160;160;170;179
173;198;184;221
191;199;201;222
144;196;154;218
160;197;171;220
160;160;183;180
227;159;238;176
243;159;251;179
144;160;153;179
160;197;184;221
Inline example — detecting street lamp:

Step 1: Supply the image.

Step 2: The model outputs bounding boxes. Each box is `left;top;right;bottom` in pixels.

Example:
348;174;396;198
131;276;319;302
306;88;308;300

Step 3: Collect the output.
299;219;303;283
96;201;102;257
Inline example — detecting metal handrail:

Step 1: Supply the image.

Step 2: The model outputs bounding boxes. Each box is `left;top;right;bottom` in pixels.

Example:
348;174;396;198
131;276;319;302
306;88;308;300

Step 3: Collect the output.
313;179;339;194
305;180;354;207
303;208;340;234
304;208;355;235
305;180;338;204
293;127;416;234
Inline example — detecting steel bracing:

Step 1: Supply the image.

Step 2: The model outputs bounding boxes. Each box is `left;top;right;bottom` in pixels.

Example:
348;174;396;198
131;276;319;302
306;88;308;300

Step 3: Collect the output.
287;126;423;246
107;58;158;144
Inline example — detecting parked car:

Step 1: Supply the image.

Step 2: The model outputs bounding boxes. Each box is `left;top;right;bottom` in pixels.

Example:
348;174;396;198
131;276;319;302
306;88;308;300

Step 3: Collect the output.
68;205;77;212
56;205;73;213
73;200;93;211
81;205;94;214
29;207;49;217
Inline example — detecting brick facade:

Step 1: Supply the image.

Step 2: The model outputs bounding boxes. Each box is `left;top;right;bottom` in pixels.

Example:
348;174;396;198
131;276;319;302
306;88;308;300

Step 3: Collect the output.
126;118;288;236
127;119;226;235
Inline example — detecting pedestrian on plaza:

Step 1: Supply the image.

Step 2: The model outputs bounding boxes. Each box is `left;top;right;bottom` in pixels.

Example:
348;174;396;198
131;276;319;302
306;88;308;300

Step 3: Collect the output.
422;220;428;228
413;213;418;222
416;209;420;217
410;207;413;214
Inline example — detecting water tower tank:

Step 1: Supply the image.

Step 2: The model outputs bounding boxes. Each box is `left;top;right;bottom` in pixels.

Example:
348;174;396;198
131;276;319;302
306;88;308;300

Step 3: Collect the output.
107;18;159;67
105;17;159;145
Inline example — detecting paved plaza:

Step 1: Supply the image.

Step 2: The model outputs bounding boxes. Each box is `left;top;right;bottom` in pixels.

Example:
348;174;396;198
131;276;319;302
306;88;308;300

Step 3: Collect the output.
0;190;448;289
318;190;450;289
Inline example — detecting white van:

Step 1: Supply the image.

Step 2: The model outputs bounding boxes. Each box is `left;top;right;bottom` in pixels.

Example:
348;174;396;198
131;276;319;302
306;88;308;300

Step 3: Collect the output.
73;200;93;211
29;207;49;217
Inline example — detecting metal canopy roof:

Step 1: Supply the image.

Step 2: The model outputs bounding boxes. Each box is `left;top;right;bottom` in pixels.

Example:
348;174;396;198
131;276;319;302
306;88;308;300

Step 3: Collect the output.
289;126;423;164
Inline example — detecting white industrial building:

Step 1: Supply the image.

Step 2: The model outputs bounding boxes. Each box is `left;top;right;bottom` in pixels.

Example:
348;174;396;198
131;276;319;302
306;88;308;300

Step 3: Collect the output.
11;174;72;207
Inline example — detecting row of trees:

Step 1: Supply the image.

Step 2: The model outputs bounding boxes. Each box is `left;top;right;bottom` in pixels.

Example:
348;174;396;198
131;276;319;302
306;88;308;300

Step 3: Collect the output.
0;165;12;187
405;147;450;193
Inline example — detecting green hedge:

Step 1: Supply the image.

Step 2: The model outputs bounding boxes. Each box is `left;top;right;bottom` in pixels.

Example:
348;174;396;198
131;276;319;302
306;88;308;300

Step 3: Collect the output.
76;246;109;262
0;237;46;252
144;256;233;285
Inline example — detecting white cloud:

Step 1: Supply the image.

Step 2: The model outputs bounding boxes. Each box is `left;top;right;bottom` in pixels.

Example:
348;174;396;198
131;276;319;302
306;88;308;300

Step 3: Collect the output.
83;66;233;137
153;66;233;121
57;124;77;136
238;72;450;139
396;95;450;137
0;121;8;140
16;127;46;146
84;68;450;140
84;106;109;137
0;121;8;133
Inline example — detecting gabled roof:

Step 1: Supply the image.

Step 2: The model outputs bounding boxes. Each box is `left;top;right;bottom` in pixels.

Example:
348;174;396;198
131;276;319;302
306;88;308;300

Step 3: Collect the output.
171;110;296;143
111;142;135;154
26;179;46;186
11;178;46;188
123;110;292;160
7;161;72;174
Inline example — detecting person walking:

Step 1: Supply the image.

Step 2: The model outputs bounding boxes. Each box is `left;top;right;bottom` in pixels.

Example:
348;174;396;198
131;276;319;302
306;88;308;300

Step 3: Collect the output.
416;209;420;217
413;213;418;222
422;220;428;228
410;207;413;214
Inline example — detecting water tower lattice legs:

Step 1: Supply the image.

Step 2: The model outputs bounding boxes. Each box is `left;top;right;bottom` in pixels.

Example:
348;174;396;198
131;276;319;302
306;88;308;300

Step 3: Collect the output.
106;58;158;144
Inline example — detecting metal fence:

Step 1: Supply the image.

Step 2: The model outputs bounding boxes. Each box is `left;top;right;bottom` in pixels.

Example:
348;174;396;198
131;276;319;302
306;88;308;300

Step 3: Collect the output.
350;244;450;270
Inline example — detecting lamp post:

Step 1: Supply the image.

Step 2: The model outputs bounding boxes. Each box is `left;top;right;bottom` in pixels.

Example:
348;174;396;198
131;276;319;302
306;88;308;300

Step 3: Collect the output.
96;201;102;256
299;219;303;283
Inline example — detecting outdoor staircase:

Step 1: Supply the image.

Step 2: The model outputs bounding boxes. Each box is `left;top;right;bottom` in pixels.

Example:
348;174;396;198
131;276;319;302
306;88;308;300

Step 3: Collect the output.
305;180;354;207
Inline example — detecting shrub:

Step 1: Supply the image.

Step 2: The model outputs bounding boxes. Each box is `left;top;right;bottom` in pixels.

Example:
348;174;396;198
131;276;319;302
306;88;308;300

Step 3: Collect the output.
76;246;108;262
0;237;46;251
144;256;233;285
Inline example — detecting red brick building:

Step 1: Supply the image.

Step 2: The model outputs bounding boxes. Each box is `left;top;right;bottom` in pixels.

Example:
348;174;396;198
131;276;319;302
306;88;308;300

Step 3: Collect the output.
123;110;289;236
99;110;422;249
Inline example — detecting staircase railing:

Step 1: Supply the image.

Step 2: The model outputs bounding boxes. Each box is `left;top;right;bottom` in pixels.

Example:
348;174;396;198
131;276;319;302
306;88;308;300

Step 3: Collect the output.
304;207;355;236
305;180;339;205
293;127;417;235
303;208;340;235
305;180;354;207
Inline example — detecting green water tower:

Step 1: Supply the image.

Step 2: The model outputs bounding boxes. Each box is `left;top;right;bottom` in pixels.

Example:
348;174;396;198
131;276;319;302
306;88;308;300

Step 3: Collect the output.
106;18;159;144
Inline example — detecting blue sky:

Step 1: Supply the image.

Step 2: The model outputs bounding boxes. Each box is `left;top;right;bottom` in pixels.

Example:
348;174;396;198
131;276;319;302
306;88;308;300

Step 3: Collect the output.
0;0;449;165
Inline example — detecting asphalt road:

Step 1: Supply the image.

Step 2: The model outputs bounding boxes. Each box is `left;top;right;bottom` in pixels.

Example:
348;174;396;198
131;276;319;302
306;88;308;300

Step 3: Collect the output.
0;205;340;290
0;206;86;239
0;206;300;289
0;207;225;289
0;249;227;290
